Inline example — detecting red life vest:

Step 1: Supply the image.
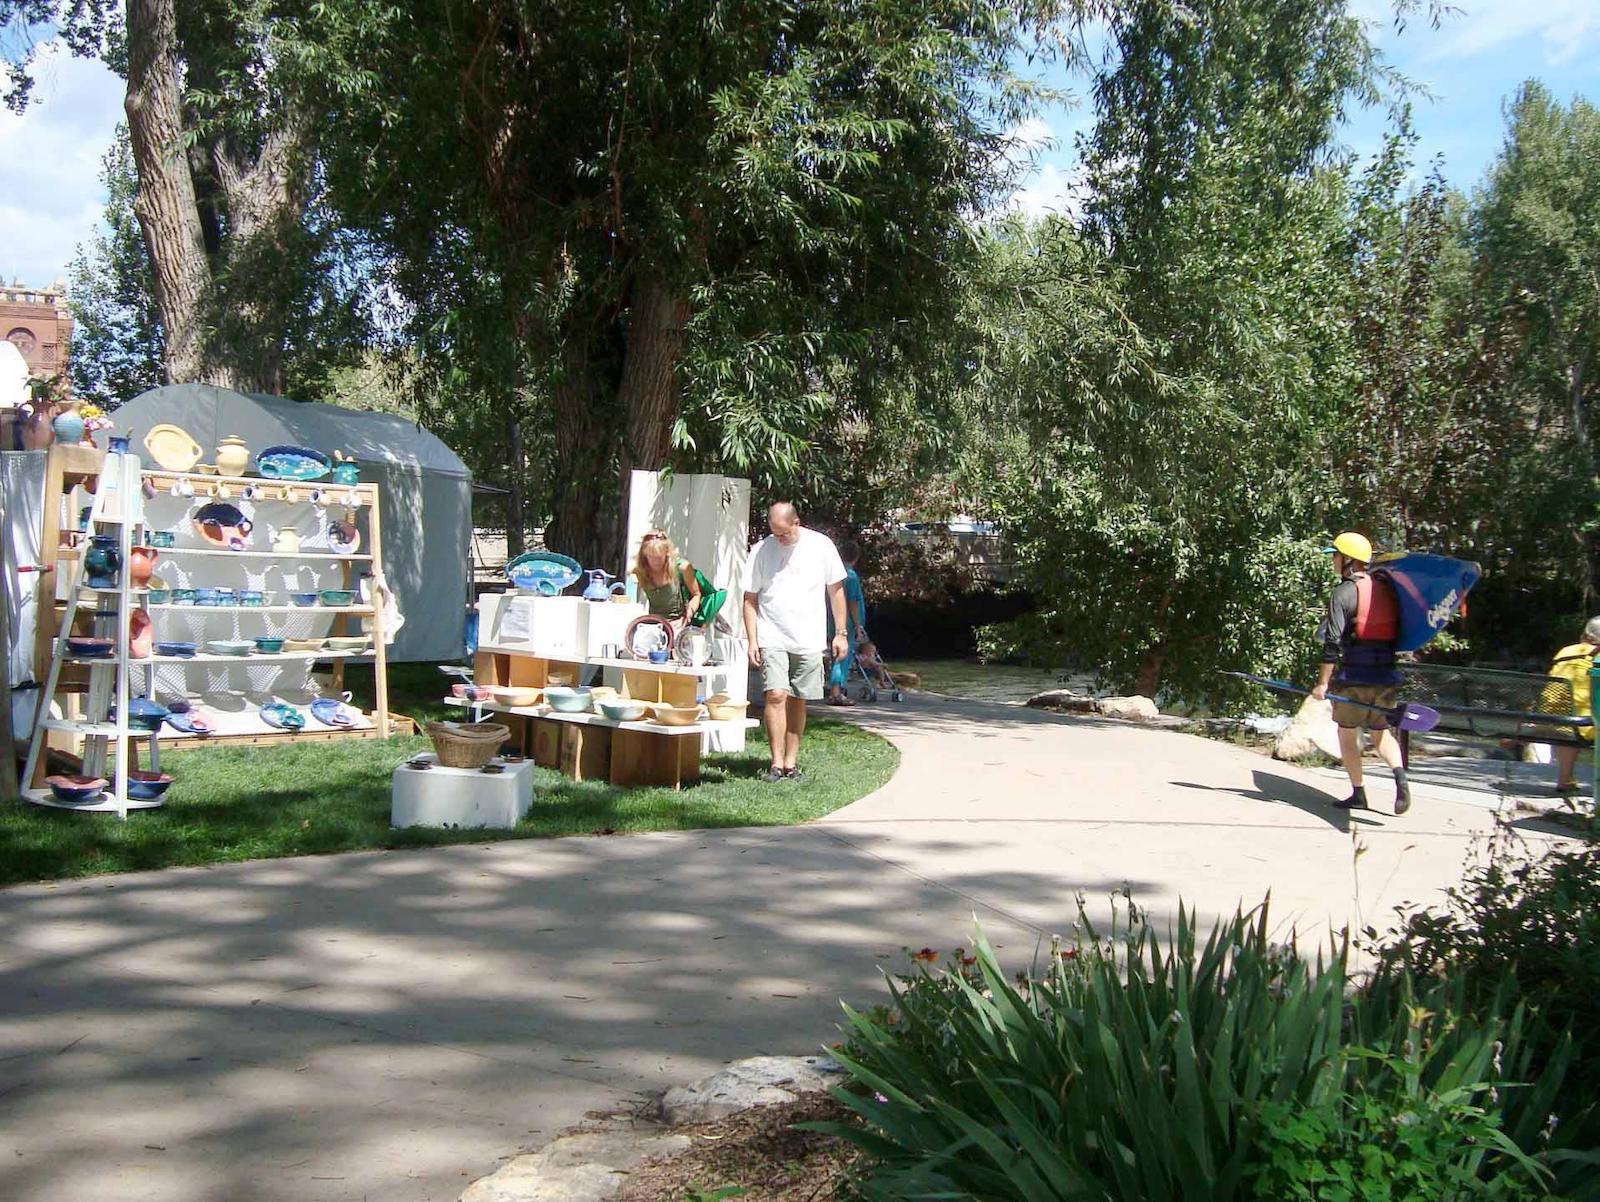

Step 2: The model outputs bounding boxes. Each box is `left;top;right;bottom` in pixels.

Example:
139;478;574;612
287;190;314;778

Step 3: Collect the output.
1353;572;1399;642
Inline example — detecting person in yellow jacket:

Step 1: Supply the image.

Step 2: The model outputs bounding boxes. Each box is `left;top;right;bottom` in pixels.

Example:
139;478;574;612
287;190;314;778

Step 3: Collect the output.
1547;617;1600;796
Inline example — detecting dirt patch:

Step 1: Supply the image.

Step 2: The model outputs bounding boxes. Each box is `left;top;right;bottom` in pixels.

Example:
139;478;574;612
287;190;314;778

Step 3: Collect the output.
614;1093;860;1201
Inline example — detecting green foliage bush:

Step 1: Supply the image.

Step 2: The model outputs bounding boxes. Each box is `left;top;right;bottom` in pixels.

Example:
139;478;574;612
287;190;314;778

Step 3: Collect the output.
821;892;1589;1201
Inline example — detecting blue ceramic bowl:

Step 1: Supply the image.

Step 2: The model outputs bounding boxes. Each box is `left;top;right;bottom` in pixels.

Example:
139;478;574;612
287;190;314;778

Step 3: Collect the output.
125;698;170;732
148;531;177;548
66;636;115;658
289;592;319;607
127;771;174;800
171;588;197;605
238;590;265;607
147;588;172;605
47;774;107;803
156;641;198;658
544;686;593;714
647;648;671;664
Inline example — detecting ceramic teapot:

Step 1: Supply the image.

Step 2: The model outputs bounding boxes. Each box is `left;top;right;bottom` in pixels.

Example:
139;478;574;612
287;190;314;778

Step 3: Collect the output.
272;528;302;554
214;435;250;476
582;569;627;601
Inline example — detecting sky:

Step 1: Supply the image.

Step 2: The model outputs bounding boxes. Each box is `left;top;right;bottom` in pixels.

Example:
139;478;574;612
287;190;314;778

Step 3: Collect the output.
1;1;1596;286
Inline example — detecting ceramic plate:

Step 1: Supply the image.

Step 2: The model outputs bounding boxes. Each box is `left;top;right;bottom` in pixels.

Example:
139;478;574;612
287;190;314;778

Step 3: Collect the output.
505;550;583;592
143;424;203;472
255;445;332;481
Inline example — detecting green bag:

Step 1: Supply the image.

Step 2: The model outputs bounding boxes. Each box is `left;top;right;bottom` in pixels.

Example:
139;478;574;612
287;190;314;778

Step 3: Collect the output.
679;564;728;629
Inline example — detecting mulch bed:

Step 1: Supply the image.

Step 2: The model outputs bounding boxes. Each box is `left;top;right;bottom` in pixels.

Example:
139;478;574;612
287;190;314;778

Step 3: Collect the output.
614;1093;862;1201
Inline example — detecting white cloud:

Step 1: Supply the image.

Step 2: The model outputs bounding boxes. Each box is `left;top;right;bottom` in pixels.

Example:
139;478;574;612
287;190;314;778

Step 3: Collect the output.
1003;160;1086;222
0;42;124;287
1419;0;1600;64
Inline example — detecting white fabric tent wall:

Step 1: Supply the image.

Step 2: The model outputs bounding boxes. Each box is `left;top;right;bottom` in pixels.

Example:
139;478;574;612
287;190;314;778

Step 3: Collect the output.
110;385;471;662
1;452;47;687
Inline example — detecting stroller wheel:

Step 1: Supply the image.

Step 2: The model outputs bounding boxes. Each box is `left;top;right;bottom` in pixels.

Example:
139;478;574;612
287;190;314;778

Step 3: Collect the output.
892;690;904;702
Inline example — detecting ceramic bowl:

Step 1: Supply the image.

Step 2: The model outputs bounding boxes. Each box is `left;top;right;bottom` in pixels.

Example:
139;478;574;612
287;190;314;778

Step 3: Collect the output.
253;637;285;653
127;771;174;800
238;590;265;607
323;637;370;653
705;700;747;722
283;638;324;652
451;683;493;702
193;587;226;607
170;588;197;605
148;531;177;548
319;589;356;607
65;636;115;659
125;698;170;732
486;685;541;707
46;774;108;804
544;686;593;714
206;639;254;657
647;648;671;664
289;592;319;607
147;588;172;605
156;641;199;658
598;699;649;722
649;704;706;728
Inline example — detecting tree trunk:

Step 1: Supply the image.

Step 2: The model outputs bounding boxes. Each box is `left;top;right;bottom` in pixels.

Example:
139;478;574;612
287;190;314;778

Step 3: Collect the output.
1134;644;1165;698
125;0;217;386
505;415;526;558
545;347;618;568
617;273;690;476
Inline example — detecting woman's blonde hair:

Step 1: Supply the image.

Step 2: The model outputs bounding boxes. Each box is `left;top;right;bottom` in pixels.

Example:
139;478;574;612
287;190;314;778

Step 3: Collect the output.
633;529;679;586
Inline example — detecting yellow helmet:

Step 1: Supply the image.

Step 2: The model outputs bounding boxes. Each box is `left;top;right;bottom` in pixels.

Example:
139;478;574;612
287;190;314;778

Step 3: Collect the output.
1327;532;1373;562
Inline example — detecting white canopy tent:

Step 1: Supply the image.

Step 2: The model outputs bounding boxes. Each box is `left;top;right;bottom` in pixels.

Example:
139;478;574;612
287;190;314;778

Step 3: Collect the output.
110;384;472;662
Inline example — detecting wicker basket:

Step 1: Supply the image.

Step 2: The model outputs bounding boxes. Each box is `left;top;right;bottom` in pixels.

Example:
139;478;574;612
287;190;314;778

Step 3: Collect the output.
424;720;511;769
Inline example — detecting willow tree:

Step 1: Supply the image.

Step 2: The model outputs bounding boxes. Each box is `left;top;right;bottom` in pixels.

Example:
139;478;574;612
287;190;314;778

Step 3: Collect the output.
329;0;1078;565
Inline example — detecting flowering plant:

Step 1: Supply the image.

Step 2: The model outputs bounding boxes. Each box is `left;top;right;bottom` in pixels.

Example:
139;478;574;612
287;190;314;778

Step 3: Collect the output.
79;402;114;434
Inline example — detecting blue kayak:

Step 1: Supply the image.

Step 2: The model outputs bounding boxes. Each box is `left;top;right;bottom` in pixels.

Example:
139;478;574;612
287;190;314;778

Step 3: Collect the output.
1372;552;1481;653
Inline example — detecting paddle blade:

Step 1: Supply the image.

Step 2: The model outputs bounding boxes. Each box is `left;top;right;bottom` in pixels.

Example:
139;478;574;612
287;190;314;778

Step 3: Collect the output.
1393;704;1440;733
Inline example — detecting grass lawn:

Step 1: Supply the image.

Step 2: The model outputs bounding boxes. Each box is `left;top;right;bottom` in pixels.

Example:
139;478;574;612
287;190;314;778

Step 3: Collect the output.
0;664;898;886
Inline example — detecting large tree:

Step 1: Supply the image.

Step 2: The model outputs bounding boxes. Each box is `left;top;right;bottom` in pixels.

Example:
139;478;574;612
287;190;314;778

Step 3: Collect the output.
5;0;382;391
970;0;1382;700
329;0;1076;566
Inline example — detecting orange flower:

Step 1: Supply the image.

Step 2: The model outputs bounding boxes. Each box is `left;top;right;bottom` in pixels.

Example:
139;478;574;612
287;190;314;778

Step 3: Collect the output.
911;947;939;963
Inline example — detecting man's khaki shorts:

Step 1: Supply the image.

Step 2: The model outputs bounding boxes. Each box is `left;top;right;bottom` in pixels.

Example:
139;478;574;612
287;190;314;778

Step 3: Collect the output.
1332;684;1398;730
760;649;824;701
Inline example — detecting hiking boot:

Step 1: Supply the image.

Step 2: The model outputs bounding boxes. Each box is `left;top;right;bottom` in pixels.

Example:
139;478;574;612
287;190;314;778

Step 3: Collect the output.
761;767;787;783
1332;790;1370;811
1393;769;1411;816
784;767;806;783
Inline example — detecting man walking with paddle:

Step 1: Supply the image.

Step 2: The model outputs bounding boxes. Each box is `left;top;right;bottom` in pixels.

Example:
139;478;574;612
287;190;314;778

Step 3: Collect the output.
1312;532;1412;815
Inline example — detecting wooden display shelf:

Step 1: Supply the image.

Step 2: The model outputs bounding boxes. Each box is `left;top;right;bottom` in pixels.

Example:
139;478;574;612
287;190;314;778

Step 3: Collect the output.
153;547;373;561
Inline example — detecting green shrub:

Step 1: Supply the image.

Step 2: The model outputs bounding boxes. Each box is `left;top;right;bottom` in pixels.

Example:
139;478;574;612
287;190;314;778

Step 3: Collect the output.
821;898;1552;1201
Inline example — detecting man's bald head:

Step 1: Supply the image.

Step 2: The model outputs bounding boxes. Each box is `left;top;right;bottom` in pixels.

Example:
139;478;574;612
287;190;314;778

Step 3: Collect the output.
768;501;801;544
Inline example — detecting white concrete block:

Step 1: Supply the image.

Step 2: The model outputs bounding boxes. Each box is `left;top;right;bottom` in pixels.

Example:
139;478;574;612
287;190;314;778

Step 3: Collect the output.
391;754;534;830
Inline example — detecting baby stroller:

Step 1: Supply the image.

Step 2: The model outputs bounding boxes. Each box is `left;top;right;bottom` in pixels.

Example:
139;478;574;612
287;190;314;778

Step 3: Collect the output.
849;643;904;703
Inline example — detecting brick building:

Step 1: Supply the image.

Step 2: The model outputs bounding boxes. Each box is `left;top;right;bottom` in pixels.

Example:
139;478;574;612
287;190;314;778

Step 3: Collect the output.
2;279;73;382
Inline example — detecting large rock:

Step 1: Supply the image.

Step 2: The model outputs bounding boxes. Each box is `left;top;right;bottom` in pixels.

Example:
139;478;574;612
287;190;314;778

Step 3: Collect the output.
657;1055;844;1125
461;1130;692;1202
1273;695;1341;764
1096;695;1160;722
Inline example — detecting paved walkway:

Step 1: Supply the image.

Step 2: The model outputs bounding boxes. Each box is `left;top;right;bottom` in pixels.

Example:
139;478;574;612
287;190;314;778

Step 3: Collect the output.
0;694;1578;1201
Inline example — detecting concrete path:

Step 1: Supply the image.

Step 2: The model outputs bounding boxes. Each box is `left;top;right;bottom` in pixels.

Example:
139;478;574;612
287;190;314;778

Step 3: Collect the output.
0;694;1577;1202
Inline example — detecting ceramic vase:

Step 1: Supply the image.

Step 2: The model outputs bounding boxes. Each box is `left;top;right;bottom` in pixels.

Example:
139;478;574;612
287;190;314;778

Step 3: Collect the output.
84;535;121;588
215;436;250;476
128;546;159;588
52;404;85;446
20;405;54;450
129;610;153;660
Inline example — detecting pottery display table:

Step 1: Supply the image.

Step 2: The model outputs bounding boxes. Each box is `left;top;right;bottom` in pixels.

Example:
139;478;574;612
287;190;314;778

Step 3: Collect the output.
390;753;534;829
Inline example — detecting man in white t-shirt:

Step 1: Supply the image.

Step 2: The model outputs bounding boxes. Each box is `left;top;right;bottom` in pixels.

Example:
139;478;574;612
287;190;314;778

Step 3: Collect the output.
742;502;849;783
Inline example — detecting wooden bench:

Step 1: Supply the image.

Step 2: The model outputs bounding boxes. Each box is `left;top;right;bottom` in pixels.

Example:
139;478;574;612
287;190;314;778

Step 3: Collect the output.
1397;663;1593;764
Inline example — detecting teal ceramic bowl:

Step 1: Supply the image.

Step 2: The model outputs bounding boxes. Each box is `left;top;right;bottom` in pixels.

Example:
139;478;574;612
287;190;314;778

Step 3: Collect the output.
148;531;177;548
147;588;171;605
319;589;356;607
170;588;196;605
253;637;285;653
